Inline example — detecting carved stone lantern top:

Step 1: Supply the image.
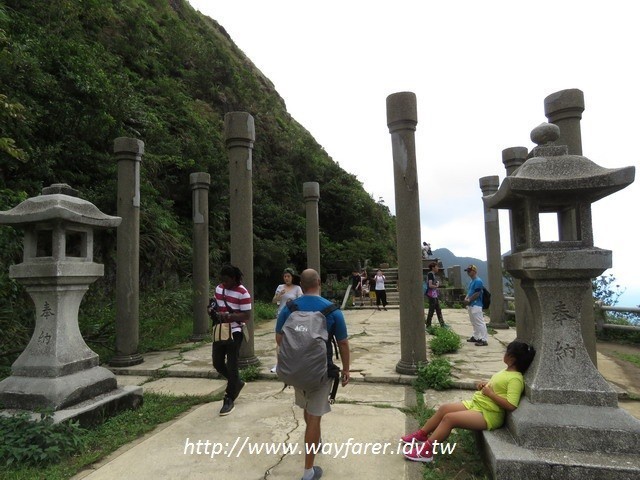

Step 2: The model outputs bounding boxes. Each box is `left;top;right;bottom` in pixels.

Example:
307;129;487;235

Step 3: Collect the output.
485;123;635;255
487;123;634;211
0;183;121;229
0;183;121;269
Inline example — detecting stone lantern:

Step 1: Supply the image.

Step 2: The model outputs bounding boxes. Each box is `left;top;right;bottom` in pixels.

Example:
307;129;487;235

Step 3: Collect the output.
481;124;640;478
0;184;135;413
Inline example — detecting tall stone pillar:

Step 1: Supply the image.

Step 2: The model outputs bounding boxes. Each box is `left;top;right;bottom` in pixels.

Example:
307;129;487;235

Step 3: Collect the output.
544;88;596;366
386;92;427;374
190;172;210;341
110;137;144;367
303;182;321;274
480;176;508;329
502;146;532;343
225;112;259;367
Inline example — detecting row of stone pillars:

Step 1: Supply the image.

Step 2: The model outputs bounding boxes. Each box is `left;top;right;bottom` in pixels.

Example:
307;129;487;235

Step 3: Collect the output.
110;112;324;368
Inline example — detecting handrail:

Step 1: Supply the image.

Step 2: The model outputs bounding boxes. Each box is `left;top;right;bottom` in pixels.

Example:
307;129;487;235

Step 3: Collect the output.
341;284;353;310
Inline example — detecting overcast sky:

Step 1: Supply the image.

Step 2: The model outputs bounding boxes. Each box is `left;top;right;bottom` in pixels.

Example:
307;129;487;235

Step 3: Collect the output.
188;0;639;307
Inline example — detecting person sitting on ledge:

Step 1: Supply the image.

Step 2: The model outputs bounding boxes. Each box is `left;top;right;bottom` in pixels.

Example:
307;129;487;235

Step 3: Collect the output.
401;340;536;463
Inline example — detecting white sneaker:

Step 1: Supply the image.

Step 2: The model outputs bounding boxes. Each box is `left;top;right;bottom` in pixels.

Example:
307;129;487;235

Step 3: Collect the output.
270;365;277;373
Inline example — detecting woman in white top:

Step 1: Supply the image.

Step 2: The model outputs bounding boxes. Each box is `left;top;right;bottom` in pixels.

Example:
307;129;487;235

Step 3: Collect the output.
271;268;303;372
374;269;388;311
272;267;303;316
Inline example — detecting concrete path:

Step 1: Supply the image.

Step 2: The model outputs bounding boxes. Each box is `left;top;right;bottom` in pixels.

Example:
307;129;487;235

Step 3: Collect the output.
72;308;640;479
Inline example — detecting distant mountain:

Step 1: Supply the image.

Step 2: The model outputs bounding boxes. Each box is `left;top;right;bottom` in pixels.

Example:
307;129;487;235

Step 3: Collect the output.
432;248;488;285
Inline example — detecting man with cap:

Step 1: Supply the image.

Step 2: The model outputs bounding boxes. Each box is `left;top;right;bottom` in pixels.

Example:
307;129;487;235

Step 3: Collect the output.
463;265;488;346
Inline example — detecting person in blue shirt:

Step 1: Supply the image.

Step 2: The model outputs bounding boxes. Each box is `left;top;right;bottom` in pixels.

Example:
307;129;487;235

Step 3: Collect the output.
463;265;488;346
275;269;350;480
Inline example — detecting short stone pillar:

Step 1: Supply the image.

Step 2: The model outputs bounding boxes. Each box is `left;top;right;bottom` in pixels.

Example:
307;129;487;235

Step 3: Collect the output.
545;88;597;367
0;184;136;413
502;146;532;343
303;182;321;274
190;172;210;341
479;176;508;329
225;112;259;367
482;123;640;478
110;137;144;367
447;265;463;289
386;92;427;374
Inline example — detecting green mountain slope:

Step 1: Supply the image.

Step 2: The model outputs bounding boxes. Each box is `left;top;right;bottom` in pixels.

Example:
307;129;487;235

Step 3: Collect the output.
0;0;396;299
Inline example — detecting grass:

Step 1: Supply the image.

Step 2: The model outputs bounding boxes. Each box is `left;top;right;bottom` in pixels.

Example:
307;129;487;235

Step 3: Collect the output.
611;351;640;368
0;392;218;479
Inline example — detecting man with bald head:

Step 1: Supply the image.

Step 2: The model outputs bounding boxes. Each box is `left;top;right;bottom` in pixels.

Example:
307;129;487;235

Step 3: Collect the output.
276;269;350;480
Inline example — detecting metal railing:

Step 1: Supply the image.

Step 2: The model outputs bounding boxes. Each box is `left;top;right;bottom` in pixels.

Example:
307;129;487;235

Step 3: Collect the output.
502;296;640;332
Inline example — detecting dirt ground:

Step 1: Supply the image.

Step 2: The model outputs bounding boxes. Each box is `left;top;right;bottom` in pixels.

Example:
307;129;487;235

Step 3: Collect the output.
597;341;640;397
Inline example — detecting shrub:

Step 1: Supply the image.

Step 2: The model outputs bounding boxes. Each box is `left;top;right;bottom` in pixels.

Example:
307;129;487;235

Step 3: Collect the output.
240;364;261;382
429;328;462;355
254;301;277;322
0;411;86;467
414;358;453;391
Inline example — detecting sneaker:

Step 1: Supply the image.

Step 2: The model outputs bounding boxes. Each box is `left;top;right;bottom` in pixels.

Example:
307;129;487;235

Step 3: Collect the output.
441;323;450;329
404;440;433;463
475;340;489;346
270;365;277;373
401;429;429;444
219;396;235;416
233;380;245;400
300;465;323;480
466;336;478;342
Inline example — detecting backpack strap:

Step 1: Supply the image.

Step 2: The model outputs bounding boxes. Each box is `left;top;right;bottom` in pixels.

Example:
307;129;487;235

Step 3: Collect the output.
285;299;298;312
320;303;338;317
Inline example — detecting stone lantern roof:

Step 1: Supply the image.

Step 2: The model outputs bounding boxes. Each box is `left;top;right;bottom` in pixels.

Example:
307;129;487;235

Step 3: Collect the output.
0;183;121;228
486;123;635;211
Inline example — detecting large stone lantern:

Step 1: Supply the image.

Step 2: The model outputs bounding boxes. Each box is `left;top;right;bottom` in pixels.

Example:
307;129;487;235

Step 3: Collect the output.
0;184;123;411
482;124;640;478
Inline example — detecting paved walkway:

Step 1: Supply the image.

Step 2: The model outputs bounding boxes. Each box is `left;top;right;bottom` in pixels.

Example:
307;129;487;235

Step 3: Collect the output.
72;308;640;480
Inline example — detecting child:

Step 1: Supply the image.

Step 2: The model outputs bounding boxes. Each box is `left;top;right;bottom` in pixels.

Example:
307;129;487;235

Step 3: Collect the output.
401;340;536;462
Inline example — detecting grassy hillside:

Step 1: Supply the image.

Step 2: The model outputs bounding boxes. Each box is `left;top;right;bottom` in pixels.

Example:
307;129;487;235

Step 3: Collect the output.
0;0;397;361
0;0;396;290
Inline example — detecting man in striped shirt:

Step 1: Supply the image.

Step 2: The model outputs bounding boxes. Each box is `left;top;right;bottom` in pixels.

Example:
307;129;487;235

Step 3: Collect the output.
211;264;252;416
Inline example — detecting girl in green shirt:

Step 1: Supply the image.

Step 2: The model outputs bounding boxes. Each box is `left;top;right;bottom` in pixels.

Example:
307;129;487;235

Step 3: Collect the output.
402;340;536;463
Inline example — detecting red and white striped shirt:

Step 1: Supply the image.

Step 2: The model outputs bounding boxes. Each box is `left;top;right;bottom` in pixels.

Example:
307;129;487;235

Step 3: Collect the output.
215;284;252;333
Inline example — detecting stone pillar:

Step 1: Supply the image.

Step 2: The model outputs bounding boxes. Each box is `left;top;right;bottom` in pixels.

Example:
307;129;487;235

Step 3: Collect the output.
480;176;508;329
190;172;210;341
225;112;259;367
386;92;427;374
448;265;463;289
502;146;532;343
110;138;144;367
544;88;584;155
303;182;321;274
544;88;596;366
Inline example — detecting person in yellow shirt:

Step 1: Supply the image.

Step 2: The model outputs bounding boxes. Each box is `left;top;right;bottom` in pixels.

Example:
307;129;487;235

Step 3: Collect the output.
401;340;536;462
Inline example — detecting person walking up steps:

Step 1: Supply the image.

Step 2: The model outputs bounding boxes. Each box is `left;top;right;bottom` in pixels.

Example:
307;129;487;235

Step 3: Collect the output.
401;340;535;463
